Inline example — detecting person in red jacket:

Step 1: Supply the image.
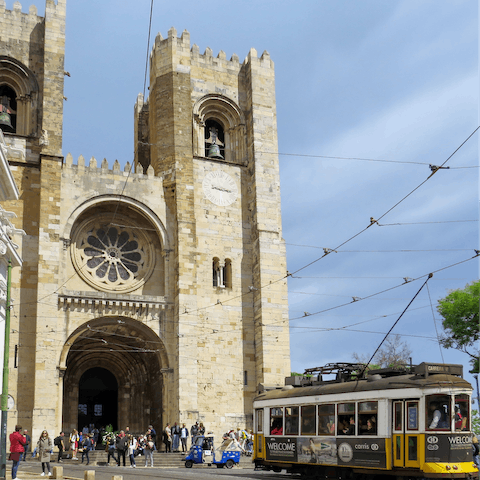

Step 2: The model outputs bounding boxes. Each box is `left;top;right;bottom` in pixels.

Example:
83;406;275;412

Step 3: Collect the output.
9;424;26;480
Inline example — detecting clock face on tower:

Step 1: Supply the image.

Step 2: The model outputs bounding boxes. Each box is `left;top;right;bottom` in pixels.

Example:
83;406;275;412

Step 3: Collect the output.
202;170;238;206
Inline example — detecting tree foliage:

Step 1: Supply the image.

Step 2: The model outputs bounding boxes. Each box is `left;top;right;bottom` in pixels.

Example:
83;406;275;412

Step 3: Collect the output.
437;280;479;373
353;334;412;369
472;409;480;436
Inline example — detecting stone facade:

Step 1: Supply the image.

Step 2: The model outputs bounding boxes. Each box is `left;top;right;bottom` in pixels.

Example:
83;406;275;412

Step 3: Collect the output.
1;1;290;442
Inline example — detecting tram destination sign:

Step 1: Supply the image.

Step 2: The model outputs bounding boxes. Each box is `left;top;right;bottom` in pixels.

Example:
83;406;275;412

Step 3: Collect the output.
425;434;472;463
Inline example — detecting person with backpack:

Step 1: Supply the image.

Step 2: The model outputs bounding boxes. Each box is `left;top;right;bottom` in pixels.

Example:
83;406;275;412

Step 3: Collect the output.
105;434;117;465
54;432;65;462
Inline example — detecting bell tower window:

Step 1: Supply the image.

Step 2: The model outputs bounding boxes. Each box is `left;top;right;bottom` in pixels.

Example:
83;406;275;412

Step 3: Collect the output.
205;119;225;159
212;257;232;289
0;85;17;133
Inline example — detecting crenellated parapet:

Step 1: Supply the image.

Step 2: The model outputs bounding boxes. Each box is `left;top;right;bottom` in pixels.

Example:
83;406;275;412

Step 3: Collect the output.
149;27;274;79
63;153;161;178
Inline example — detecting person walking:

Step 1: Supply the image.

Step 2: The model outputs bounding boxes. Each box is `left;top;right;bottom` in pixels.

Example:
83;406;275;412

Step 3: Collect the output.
106;434;117;465
9;424;26;480
80;434;93;465
37;430;53;476
21;429;31;461
54;432;65;462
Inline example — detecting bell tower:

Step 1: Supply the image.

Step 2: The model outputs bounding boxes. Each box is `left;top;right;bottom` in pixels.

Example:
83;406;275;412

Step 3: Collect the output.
134;28;290;428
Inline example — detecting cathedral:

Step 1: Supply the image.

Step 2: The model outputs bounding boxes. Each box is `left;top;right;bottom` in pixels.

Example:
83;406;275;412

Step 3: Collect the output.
0;0;290;440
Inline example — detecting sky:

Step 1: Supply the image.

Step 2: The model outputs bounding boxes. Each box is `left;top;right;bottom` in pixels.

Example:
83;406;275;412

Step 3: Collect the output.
5;1;479;399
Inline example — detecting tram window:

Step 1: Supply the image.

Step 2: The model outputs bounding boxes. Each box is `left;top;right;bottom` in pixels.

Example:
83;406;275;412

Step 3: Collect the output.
318;404;335;435
426;395;451;430
338;403;356;436
454;394;469;431
285;406;299;435
394;402;403;431
301;405;316;435
256;409;263;433
358;401;377;435
270;407;283;435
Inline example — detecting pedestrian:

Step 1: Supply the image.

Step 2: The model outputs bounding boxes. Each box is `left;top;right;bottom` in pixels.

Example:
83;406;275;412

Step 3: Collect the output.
148;424;157;449
80;434;93;465
199;422;205;435
163;424;172;453
9;424;26;480
128;434;137;468
473;436;479;467
54;432;65;462
115;430;128;466
37;430;53;477
106;434;117;465
21;429;31;461
171;422;180;452
69;429;79;460
180;423;189;452
144;434;155;467
190;422;199;446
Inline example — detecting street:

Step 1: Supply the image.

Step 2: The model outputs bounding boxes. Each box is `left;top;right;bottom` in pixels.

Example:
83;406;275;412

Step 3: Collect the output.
8;463;295;480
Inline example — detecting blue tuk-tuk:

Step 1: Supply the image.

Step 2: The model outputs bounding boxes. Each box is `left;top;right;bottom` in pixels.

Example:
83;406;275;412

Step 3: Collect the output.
185;434;242;468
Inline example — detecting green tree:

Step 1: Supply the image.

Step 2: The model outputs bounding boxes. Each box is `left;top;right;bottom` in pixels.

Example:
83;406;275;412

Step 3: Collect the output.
471;409;480;436
437;280;479;373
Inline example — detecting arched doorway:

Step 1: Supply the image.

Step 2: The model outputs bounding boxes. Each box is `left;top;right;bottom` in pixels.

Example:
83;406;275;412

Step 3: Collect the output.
62;317;167;435
78;368;118;431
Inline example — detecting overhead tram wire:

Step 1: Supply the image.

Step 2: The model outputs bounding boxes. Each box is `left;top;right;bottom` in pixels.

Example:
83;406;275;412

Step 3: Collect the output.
288;126;480;277
359;273;434;377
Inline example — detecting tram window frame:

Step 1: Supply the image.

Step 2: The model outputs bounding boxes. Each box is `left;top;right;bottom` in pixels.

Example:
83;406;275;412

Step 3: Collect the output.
426;394;451;431
454;394;469;431
256;409;263;433
318;404;335;436
270;407;283;435
358;401;378;435
338;402;356;436
300;405;316;435
393;401;403;431
285;406;299;435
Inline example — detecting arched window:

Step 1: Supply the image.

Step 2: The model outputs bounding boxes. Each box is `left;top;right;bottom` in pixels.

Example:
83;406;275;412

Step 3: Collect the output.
212;257;233;289
193;94;246;164
0;56;40;136
0;85;17;133
204;119;225;159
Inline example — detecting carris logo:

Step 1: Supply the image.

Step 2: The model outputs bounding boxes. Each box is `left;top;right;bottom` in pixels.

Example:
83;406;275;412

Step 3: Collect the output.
427;436;438;444
427;445;439;451
371;444;379;451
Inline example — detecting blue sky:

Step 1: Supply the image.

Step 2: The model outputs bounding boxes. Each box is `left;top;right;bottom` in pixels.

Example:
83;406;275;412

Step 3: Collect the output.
7;1;479;394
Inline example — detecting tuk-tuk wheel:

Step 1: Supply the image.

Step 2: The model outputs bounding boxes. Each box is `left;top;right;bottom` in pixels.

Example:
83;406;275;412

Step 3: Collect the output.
185;460;193;468
225;459;234;469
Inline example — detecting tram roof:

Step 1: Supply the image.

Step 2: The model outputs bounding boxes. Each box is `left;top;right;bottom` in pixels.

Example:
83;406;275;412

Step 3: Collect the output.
254;369;472;402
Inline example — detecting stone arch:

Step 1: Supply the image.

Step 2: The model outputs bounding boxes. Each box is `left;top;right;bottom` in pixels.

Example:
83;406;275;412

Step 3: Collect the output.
193;94;246;163
61;316;168;434
0;56;40;136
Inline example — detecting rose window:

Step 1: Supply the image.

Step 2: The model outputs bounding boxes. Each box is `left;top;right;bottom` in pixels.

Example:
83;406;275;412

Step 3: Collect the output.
71;216;155;293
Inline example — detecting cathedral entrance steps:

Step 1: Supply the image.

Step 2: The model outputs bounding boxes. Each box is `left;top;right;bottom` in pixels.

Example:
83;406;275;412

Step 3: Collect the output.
24;450;253;468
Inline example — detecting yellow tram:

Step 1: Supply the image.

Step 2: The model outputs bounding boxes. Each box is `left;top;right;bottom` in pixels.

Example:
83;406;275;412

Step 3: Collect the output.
253;362;477;479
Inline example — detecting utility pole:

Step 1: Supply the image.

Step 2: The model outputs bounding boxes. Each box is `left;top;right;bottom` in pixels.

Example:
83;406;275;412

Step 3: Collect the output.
0;260;12;480
473;374;480;414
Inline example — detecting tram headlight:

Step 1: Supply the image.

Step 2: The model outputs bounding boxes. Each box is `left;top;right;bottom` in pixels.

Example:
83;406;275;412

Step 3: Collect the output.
445;465;451;470
452;465;458;470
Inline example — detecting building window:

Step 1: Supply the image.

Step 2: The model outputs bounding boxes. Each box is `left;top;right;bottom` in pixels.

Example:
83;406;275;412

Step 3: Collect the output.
204;119;224;159
0;85;17;133
212;257;232;288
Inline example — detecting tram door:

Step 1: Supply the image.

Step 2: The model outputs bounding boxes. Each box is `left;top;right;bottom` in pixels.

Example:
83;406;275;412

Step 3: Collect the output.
393;400;421;469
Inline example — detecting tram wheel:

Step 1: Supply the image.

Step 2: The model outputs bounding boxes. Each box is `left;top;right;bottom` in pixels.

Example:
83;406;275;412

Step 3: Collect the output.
273;466;282;472
225;459;234;469
185;460;193;468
